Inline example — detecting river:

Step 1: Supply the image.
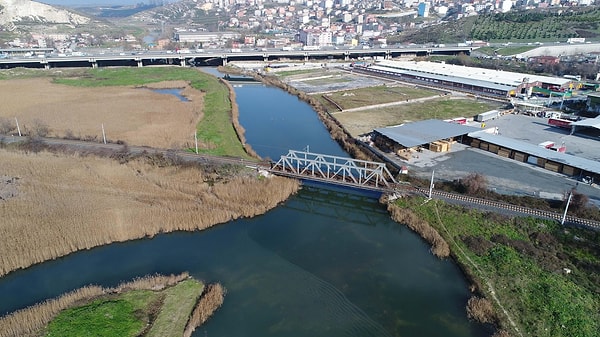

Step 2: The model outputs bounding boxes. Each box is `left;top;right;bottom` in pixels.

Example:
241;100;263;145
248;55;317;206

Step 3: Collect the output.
0;70;492;337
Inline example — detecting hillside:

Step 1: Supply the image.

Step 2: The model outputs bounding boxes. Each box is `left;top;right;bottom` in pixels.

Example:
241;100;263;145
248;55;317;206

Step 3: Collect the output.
396;6;600;44
0;0;90;27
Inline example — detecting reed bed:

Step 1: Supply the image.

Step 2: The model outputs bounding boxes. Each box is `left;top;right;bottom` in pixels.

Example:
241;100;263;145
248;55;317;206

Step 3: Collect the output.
466;296;497;324
386;203;450;258
183;283;226;337
0;273;189;337
0;79;204;149
0;149;300;277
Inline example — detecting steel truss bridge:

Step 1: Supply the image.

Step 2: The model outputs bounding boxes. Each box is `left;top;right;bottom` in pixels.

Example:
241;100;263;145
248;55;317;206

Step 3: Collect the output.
270;150;398;192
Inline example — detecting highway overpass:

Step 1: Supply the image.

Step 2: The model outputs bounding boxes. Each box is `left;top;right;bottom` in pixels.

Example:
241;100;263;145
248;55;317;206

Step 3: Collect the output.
0;46;473;69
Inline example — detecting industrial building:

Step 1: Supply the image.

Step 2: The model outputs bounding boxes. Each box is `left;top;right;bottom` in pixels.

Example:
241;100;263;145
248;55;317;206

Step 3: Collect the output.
174;31;240;44
371;119;600;182
466;131;600;181
372;119;479;159
358;60;574;99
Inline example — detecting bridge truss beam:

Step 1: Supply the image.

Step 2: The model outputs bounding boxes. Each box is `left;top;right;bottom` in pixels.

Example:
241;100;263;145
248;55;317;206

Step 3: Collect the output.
272;150;397;189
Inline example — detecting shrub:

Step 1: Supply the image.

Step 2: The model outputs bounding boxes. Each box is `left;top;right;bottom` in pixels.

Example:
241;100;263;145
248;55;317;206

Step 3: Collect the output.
466;296;496;324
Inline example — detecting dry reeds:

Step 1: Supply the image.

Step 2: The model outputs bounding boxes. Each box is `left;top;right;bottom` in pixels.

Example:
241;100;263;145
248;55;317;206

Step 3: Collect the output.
387;203;450;258
466;296;497;324
0;285;105;337
0;272;190;337
183;283;226;337
0;149;299;277
0;79;204;149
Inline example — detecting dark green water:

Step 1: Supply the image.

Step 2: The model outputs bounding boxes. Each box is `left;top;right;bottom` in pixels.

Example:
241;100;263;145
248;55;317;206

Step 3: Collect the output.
0;75;492;337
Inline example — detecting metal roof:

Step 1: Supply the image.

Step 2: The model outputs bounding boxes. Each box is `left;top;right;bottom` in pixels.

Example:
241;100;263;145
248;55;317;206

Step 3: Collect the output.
571;117;600;129
469;131;600;174
368;64;515;92
376;60;571;87
375;119;480;148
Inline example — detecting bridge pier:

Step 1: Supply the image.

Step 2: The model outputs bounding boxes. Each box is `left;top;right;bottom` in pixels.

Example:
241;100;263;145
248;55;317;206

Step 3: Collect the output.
222;56;228;66
344;51;349;61
137;60;143;68
263;54;268;62
44;63;50;70
385;50;391;60
91;61;98;68
304;53;309;62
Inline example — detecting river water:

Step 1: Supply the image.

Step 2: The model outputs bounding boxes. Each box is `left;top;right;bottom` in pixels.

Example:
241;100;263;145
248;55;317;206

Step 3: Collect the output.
0;71;492;337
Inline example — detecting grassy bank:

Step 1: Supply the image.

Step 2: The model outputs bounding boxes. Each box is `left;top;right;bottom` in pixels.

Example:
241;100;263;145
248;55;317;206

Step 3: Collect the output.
389;197;600;337
0;273;225;337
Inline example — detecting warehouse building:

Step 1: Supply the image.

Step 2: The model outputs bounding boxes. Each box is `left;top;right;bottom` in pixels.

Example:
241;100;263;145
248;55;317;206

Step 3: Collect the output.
372;119;479;159
174;31;240;43
358;60;574;99
467;131;600;181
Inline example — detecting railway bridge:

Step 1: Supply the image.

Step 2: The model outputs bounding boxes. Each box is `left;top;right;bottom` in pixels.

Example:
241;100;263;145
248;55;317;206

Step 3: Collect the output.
267;150;403;193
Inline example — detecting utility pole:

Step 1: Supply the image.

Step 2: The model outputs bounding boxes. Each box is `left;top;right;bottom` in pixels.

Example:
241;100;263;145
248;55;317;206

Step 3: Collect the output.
194;132;198;154
15;117;21;136
428;170;435;199
561;190;573;225
101;123;106;144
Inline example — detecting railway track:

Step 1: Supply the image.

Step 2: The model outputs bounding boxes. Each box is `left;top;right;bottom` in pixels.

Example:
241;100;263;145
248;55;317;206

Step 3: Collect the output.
4;135;599;230
410;186;600;230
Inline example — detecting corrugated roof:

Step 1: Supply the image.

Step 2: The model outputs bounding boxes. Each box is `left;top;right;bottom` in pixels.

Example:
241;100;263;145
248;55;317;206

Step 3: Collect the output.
375;119;480;148
376;60;571;87
368;65;515;92
571;117;600;129
469;131;600;174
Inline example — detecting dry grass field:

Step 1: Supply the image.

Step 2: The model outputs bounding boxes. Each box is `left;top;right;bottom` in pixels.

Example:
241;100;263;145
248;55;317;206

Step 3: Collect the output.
0;79;203;149
332;97;500;136
0;149;299;277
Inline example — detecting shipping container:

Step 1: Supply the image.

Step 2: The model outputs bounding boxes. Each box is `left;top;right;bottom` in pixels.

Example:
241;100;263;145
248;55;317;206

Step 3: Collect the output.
475;110;500;122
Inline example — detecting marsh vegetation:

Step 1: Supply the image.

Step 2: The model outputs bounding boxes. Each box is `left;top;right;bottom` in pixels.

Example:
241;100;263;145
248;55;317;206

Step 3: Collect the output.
389;196;600;337
0;273;224;337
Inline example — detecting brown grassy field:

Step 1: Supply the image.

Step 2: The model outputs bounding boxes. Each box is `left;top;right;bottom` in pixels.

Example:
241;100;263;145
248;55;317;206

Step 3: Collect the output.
0;149;299;277
315;85;440;111
331;97;500;136
0;79;203;149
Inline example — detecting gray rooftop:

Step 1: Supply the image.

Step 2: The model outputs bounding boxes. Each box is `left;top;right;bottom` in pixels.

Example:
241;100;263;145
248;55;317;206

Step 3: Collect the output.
571;117;600;129
469;131;600;174
375;119;480;148
368;64;516;92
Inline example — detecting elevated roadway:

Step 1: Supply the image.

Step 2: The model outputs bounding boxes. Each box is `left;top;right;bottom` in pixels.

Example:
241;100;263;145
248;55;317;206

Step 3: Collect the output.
0;46;473;69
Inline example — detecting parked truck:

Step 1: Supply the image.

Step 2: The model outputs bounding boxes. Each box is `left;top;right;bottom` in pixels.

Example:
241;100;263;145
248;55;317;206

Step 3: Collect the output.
475;110;500;122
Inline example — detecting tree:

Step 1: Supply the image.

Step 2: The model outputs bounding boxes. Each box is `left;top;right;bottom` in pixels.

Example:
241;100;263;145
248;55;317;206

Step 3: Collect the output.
457;172;488;195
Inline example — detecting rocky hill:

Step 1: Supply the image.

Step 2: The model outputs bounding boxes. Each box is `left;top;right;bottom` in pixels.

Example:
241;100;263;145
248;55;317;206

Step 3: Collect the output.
0;0;90;28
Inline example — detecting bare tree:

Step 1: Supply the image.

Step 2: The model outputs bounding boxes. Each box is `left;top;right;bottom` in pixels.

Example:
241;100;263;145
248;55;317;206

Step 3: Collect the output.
458;172;488;195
